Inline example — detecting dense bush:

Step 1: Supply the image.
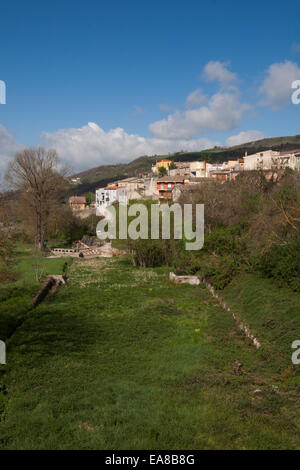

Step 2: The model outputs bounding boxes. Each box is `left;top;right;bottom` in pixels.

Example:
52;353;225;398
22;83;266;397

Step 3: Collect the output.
175;171;300;290
49;213;103;245
174;226;250;289
258;238;300;291
201;255;240;290
127;239;184;268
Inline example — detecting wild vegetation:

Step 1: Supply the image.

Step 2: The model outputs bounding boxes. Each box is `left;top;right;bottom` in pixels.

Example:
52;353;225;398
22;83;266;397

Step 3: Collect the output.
113;170;300;293
174;171;300;292
0;255;299;449
0;148;299;449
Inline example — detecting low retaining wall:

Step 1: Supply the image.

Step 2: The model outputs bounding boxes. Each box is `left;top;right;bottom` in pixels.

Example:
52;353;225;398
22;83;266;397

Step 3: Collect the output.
169;272;201;285
50;243;127;259
169;272;261;349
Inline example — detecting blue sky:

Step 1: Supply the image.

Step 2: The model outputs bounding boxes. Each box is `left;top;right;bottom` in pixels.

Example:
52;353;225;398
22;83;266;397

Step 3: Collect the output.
0;0;300;173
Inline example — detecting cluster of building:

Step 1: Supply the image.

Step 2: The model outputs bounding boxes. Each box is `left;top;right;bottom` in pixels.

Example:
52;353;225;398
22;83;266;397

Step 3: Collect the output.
152;150;300;180
68;149;300;215
95;176;157;215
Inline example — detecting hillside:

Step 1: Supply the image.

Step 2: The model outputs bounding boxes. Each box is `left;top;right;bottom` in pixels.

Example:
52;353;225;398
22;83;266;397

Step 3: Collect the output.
69;135;300;195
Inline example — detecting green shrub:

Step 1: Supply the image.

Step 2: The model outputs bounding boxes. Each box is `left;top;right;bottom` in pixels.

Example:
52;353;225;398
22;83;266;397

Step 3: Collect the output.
174;227;250;289
203;226;246;256
127;239;184;268
201;255;239;290
258;238;300;291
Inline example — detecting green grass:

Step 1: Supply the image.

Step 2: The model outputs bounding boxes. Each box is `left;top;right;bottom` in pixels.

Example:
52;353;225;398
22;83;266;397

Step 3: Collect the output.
0;256;299;449
0;244;70;341
222;273;300;376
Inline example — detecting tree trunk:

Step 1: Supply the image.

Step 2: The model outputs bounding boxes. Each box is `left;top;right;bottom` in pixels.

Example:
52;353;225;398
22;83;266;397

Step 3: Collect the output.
35;204;44;251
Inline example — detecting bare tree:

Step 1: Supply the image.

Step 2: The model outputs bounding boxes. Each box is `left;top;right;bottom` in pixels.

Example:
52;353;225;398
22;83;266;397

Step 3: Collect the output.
249;171;300;251
0;195;15;266
5;147;69;250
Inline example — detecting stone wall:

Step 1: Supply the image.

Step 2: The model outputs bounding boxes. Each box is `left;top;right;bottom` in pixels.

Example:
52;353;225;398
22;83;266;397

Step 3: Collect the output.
169;272;261;349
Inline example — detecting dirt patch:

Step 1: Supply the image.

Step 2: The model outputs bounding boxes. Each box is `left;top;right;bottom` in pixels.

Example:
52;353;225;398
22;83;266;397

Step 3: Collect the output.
77;422;96;431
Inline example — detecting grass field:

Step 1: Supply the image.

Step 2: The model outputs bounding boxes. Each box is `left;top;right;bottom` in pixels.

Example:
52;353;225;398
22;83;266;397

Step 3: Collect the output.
0;245;70;341
0;255;299;449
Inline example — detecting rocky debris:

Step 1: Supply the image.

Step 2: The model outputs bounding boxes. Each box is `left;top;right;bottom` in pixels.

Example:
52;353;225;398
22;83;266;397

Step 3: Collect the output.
234;362;243;375
72;237;104;251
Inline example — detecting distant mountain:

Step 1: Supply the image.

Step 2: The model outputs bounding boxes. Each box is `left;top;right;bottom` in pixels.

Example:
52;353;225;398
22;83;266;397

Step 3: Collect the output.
69;135;300;195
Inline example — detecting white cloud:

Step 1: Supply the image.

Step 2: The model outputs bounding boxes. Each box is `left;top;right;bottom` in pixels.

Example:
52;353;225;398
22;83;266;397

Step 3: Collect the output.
150;91;249;139
41;122;218;171
0;57;270;176
203;61;237;86
226;130;266;147
149;61;249;140
0;124;24;178
186;88;207;108
258;60;300;110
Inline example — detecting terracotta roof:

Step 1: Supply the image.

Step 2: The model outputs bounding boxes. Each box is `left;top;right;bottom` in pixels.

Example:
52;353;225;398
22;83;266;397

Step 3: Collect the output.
69;196;86;204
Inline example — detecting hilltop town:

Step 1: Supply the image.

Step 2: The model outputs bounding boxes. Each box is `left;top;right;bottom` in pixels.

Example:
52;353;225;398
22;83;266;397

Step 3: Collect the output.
67;148;300;216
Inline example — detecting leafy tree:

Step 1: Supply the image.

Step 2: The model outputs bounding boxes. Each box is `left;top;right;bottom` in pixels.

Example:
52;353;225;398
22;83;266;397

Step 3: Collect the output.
158;166;167;176
85;192;93;206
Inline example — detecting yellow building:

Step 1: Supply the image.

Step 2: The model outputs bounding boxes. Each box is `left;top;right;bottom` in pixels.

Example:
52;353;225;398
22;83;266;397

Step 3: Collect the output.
68;196;86;211
151;159;173;175
157;159;172;169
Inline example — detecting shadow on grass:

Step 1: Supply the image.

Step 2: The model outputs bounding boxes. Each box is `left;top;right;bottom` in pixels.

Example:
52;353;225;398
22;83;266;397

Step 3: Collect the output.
6;298;100;367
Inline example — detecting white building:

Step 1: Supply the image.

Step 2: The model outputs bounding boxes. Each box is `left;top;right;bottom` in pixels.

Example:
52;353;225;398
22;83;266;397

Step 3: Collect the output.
69;177;81;184
190;161;213;178
244;149;300;171
243;150;280;171
113;177;145;200
96;186;127;216
280;151;300;171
